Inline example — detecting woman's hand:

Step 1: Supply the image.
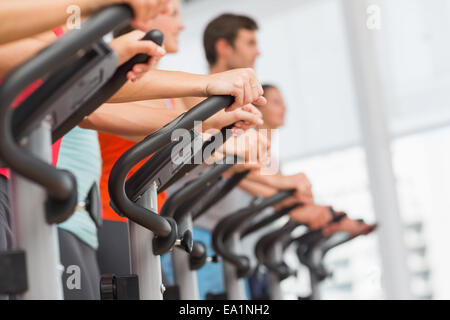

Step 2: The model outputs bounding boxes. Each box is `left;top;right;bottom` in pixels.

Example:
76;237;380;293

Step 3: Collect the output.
108;30;166;81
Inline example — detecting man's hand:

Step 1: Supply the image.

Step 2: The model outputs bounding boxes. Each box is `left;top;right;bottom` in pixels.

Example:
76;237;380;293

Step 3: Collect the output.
289;205;333;230
205;69;267;111
108;30;166;82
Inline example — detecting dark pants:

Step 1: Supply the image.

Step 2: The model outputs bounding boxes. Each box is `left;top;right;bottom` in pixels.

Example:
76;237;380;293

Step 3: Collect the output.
97;220;131;276
58;229;100;300
0;176;12;300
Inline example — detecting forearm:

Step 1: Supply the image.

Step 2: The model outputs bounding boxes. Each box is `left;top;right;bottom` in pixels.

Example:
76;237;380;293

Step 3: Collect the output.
246;171;288;190
238;179;278;198
80;102;183;137
109;70;208;103
0;37;50;77
0;0;114;44
240;178;300;210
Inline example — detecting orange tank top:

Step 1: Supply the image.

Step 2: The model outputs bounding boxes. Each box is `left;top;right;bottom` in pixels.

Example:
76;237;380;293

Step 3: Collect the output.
99;99;175;221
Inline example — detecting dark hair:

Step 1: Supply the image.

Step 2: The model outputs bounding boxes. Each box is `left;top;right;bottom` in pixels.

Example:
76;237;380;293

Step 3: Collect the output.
203;13;258;67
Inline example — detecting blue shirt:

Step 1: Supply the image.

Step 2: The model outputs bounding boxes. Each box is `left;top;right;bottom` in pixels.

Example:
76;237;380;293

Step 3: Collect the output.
57;127;102;249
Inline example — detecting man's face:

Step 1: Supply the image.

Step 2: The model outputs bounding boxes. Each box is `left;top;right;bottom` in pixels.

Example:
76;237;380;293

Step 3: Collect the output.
227;29;260;69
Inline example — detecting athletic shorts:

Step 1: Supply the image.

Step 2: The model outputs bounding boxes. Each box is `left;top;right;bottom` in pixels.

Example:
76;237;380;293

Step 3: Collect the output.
58;229;100;300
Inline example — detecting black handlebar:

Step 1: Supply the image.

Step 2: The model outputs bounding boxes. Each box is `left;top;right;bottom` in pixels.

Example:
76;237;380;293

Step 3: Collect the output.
191;170;250;221
240;203;301;239
153;157;236;255
256;211;346;280
52;29;165;141
0;5;144;224
212;189;295;278
253;221;299;280
108;95;234;239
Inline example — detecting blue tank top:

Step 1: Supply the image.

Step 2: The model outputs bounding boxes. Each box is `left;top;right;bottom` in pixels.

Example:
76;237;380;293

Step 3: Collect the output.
57;127;102;249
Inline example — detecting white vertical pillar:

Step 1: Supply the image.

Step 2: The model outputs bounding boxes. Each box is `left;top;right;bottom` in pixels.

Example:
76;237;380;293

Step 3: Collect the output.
340;0;412;299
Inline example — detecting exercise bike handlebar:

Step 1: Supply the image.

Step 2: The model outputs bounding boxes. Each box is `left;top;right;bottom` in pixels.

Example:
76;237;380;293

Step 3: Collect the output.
0;5;135;202
255;211;346;279
191;170;251;222
0;5;163;225
212;189;296;278
108;95;235;238
240;203;301;239
153;156;237;255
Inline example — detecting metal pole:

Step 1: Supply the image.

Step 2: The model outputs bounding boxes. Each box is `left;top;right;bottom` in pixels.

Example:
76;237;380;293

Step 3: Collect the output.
223;233;247;300
268;242;283;300
129;182;163;300
171;214;200;300
340;0;412;299
9;121;64;300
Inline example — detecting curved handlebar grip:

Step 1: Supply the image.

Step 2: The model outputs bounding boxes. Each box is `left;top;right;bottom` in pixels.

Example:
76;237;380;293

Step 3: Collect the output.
211;189;295;277
108;96;234;237
163;161;235;220
211;220;251;278
254;230;297;280
224;189;296;239
153;158;235;255
321;231;352;255
257;219;300;261
192;170;250;221
240;203;301;239
118;29;164;70
0;5;133;219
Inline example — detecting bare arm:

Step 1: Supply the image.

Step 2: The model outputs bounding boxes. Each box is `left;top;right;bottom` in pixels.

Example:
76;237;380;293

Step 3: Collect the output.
81;100;263;141
238;178;299;210
109;70;208;102
0;38;48;77
109;68;266;112
238;179;277;198
246;170;314;204
0;0;112;44
0;0;170;44
246;171;288;190
80;102;182;136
